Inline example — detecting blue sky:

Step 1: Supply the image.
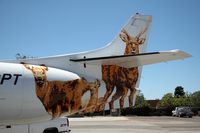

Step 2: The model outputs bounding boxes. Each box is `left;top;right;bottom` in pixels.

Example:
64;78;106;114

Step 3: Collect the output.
0;0;200;99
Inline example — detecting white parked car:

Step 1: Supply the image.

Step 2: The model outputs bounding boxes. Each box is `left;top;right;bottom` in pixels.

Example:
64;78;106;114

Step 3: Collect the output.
172;107;194;118
0;117;71;133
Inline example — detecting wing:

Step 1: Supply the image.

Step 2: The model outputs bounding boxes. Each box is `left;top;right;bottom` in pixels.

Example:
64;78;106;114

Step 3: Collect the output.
70;50;191;68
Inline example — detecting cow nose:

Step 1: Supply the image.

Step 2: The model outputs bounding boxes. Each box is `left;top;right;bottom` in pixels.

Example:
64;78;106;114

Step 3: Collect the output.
131;50;136;54
37;77;42;81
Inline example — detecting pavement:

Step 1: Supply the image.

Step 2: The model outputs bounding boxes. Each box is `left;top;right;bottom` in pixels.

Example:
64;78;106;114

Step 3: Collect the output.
69;116;200;133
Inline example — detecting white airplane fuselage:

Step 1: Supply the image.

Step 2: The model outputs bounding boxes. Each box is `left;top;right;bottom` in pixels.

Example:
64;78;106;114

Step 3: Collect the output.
0;62;79;124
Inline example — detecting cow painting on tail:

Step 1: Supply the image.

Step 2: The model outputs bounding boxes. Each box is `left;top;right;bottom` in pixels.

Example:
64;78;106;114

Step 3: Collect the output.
98;27;148;111
44;78;100;117
22;64;100;118
21;14;153;116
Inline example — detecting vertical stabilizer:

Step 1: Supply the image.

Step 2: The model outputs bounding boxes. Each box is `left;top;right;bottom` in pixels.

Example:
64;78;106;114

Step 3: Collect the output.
69;13;152;60
109;13;152;55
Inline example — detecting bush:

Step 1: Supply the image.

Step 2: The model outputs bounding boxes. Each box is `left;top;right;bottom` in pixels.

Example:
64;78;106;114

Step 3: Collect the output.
121;107;175;116
121;106;150;116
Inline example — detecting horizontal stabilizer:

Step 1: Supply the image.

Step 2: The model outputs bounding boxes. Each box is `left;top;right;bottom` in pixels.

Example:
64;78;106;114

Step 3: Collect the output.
70;50;191;68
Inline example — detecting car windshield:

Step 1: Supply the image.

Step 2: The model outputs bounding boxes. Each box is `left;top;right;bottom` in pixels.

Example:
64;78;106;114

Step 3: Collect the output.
178;107;190;111
178;108;184;111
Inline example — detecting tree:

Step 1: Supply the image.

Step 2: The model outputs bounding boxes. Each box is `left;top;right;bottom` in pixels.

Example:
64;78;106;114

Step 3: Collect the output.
135;94;148;108
190;90;200;107
160;93;173;107
172;97;191;107
121;91;149;116
135;90;148;108
159;93;174;116
174;86;185;98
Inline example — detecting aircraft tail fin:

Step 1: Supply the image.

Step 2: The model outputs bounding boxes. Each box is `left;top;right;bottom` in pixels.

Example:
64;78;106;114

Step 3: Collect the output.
109;13;152;55
75;13;152;59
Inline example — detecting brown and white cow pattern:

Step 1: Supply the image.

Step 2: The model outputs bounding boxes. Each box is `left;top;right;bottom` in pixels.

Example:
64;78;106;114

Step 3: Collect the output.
98;27;147;111
23;64;100;118
22;27;147;116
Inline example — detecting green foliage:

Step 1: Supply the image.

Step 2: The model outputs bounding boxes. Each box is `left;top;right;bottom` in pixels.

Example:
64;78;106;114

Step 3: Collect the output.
172;97;191;107
135;93;149;108
121;88;199;116
121;106;150;116
121;88;200;116
121;91;150;116
160;89;200;108
160;93;173;107
174;86;185;97
190;90;200;107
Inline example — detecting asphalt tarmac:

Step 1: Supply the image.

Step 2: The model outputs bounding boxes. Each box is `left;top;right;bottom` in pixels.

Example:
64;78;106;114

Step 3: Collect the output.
69;116;200;133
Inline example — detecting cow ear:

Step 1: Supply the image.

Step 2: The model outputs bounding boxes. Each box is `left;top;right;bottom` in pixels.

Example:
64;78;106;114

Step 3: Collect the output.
40;64;48;71
138;38;146;45
119;29;129;43
41;66;48;71
23;64;33;70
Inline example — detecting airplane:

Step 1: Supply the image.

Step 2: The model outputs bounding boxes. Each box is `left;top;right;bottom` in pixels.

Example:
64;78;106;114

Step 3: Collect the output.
0;13;191;125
